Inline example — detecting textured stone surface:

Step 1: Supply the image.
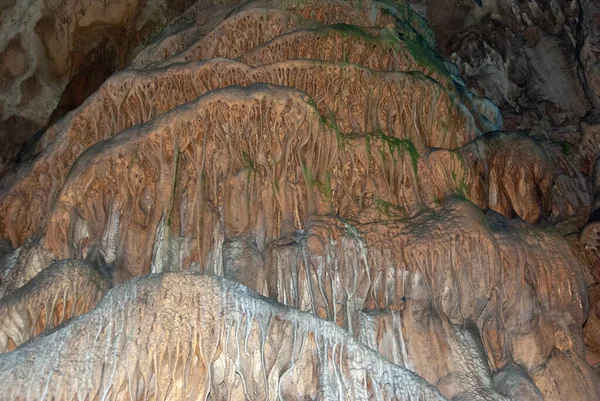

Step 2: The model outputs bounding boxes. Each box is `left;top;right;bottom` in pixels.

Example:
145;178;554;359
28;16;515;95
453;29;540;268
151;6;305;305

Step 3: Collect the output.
0;60;479;247
0;259;108;352
408;0;596;129
0;0;599;399
0;0;203;171
0;272;448;401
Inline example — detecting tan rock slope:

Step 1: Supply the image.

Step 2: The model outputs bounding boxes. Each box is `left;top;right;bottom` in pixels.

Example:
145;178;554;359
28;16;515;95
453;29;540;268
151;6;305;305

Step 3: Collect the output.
0;259;108;353
0;0;598;400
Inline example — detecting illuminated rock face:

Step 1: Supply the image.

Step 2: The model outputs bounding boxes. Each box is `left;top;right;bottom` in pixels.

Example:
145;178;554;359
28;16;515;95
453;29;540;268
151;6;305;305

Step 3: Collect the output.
0;1;598;400
0;273;450;401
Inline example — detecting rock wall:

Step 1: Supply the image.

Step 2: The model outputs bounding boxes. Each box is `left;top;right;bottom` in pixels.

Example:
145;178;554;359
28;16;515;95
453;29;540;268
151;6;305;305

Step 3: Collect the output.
0;0;201;171
408;0;599;126
0;0;599;400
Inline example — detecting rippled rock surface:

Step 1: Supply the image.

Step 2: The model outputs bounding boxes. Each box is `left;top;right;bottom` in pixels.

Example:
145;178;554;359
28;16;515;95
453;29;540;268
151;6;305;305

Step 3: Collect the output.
0;0;599;400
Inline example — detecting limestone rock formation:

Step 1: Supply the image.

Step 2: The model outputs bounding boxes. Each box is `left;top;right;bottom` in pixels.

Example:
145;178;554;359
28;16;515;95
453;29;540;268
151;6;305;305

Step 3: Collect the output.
0;0;199;170
0;272;449;400
0;259;109;353
0;0;599;400
408;0;599;127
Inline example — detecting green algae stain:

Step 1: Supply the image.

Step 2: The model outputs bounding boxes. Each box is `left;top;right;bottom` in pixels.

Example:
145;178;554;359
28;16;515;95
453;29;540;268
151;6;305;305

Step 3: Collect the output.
376;132;420;174
375;199;407;218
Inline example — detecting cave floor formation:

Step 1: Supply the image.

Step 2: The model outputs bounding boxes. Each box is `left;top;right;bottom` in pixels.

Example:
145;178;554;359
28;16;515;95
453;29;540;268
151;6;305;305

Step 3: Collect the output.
0;0;599;400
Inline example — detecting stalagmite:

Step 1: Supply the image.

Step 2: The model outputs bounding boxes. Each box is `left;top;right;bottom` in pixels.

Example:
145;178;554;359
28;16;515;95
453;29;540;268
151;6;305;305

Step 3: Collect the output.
0;272;448;401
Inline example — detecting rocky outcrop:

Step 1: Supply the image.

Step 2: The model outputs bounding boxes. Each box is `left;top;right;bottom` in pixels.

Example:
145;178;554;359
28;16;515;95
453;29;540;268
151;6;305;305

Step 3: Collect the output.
0;259;108;352
581;158;600;249
0;59;478;247
0;272;447;401
585;282;600;373
408;0;598;130
0;0;599;400
0;0;200;170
